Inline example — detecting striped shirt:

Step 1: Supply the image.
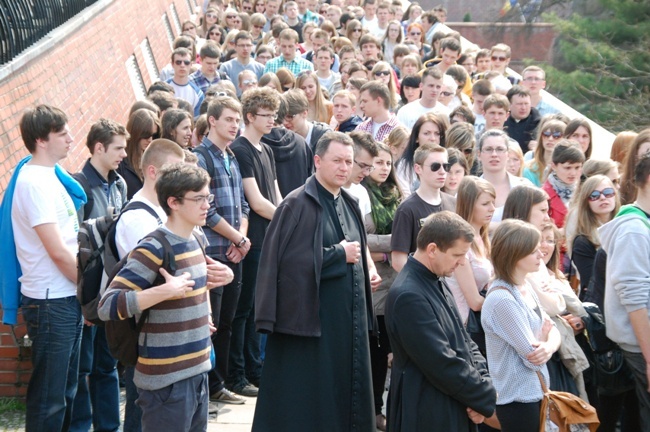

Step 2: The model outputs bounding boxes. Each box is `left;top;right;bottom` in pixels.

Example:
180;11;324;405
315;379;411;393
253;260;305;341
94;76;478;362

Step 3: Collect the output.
263;55;314;76
481;279;550;405
99;227;211;391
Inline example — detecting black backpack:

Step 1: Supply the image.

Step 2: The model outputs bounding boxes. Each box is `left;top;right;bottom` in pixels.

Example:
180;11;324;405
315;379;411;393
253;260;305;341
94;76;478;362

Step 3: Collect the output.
76;199;161;325
104;229;175;366
193;145;215;176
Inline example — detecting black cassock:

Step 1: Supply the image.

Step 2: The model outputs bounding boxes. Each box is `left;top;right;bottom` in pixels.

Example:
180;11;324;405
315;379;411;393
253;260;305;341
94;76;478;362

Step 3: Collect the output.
252;182;375;432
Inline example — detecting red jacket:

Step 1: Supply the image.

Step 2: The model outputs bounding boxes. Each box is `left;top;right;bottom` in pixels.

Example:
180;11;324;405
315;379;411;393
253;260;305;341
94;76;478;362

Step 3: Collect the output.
542;180;568;228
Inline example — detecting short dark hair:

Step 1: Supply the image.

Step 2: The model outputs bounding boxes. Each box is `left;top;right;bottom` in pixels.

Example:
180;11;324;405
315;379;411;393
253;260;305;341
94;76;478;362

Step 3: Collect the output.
200;41;221;59
472;79;494;97
416;211;474;251
156;163;210;216
359;34;381;49
360;81;390;110
86;118;129;153
282;89;309;115
506;85;531;102
161;108;192;141
552;140;585;165
421;67;443;82
147;81;175;95
234;31;253;45
207;96;242;122
349;131;379;158
314;131;353;157
149;90;178;112
241;87;281;125
439;37;461;53
450;105;476;125
171;47;192;62
20;105;68;153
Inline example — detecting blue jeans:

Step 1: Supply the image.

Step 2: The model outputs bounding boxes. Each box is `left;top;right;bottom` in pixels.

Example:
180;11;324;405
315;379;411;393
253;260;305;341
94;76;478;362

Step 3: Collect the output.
22;295;83;432
70;324;120;432
227;248;262;389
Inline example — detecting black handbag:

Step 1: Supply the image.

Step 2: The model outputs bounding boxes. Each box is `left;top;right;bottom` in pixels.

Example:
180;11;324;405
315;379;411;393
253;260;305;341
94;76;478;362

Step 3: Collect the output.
465;289;487;355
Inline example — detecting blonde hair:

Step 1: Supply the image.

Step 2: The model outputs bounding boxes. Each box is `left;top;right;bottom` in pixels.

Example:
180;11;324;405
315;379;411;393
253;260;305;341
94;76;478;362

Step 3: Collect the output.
296;71;332;123
508;145;524;177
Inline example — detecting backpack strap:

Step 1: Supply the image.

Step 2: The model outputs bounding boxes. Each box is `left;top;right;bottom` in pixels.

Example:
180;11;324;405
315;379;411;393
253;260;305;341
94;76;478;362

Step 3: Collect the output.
193;145;215;178
105;200;163;264
72;172;94;219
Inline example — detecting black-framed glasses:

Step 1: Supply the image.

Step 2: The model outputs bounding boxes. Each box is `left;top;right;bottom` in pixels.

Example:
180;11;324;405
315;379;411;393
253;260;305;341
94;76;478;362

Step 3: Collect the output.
176;194;215;204
542;130;563;139
429;162;452;172
374;70;391;77
354;159;375;173
588;188;615;201
174;59;191;66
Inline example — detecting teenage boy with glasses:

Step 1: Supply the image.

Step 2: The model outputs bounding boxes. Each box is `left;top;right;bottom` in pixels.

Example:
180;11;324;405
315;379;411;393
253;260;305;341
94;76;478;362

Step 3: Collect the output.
521;65;560;116
344;131;379;219
227;88;283;396
391;145;456;272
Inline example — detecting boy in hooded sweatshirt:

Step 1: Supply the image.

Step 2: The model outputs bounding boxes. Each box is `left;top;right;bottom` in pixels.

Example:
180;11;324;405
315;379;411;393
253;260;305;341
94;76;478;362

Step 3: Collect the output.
599;152;650;430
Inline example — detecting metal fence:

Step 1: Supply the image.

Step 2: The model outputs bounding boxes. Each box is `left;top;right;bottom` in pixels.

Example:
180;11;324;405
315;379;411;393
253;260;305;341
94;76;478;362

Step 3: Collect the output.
0;0;99;65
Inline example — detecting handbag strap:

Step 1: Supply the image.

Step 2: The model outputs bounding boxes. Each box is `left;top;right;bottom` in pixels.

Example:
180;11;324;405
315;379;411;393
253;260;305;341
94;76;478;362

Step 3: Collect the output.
536;370;549;394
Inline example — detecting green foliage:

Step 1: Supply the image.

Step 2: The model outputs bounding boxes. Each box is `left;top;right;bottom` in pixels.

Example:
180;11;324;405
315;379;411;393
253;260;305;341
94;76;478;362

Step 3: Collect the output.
545;0;650;131
463;13;471;22
0;398;25;414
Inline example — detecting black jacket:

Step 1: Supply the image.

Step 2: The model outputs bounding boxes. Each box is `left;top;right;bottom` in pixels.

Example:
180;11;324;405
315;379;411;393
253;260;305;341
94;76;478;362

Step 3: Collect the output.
255;175;375;337
337;115;363;133
504;107;541;153
385;256;496;431
307;122;332;152
261;127;314;197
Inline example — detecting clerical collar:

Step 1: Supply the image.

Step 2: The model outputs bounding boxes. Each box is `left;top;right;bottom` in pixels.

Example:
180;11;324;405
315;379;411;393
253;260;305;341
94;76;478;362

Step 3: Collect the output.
315;178;341;200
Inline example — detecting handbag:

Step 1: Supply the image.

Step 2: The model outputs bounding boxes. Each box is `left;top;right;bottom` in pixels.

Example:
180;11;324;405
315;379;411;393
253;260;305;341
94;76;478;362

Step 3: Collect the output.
537;371;599;432
465;289;487;355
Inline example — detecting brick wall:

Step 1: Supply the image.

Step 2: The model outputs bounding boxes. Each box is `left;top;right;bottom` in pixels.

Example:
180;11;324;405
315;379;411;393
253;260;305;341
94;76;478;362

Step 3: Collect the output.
0;0;193;398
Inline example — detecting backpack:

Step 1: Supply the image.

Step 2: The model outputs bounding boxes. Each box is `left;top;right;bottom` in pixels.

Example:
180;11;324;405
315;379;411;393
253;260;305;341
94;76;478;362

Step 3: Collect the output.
76;200;161;325
104;228;206;366
193;145;215;176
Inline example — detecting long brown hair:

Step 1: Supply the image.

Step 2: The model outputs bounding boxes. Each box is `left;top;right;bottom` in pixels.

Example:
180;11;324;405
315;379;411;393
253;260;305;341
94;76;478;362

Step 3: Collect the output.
527;119;565;184
620;128;650;204
456;176;495;257
126;109;160;180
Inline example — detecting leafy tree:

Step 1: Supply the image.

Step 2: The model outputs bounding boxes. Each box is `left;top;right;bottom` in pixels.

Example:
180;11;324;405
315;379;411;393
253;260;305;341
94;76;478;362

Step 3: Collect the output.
543;0;650;131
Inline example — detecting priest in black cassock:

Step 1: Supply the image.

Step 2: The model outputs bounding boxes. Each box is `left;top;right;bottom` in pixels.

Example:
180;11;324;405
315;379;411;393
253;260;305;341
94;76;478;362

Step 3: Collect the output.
385;211;497;432
252;131;381;432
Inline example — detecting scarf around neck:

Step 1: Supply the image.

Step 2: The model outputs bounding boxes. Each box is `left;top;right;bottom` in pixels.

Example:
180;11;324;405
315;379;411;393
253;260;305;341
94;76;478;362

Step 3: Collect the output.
547;171;575;204
364;180;401;235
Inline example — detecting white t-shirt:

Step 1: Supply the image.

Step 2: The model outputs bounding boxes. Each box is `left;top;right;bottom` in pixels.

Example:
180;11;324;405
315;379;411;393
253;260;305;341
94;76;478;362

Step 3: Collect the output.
115;191;167;259
371;120;387;139
396;100;451;129
343;183;372;217
12;165;78;299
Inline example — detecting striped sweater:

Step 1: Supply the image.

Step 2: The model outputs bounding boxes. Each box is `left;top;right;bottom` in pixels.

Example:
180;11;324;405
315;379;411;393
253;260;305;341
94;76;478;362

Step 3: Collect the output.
98;227;211;391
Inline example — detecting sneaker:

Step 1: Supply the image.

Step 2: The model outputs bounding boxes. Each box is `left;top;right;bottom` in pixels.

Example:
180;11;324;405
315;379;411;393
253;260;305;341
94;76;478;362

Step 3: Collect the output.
232;383;259;397
210;388;245;405
208;401;220;414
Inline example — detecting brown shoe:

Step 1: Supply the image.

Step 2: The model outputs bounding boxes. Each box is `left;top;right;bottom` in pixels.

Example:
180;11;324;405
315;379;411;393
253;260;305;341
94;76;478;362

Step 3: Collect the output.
376;414;387;431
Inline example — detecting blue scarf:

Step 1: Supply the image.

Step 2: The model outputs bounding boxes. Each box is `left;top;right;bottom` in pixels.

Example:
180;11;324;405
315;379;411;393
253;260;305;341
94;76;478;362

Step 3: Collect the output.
0;155;87;325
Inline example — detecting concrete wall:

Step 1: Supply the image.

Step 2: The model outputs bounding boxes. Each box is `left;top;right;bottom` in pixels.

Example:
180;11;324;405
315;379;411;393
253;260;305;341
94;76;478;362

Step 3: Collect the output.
0;0;192;397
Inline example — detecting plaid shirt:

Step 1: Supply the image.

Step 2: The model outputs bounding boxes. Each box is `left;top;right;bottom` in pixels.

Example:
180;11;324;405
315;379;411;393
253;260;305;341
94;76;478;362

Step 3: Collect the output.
355;114;401;142
189;69;224;95
196;138;250;260
263;55;314;76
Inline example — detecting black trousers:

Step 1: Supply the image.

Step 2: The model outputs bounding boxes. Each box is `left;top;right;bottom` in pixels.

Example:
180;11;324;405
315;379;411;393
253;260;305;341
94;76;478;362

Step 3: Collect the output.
496;401;541;432
369;315;391;413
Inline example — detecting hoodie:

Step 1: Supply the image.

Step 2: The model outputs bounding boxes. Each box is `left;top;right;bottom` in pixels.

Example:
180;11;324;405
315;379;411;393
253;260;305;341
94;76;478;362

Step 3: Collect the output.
598;204;650;352
261;127;314;197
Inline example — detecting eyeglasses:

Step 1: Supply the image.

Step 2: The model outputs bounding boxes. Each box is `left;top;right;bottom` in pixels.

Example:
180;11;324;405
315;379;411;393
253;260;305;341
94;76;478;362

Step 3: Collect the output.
206;90;228;97
542;130;563;139
177;194;215;204
284;113;297;120
352;28;362;33
588;188;616;201
227;15;237;19
254;25;264;29
243;79;257;85
428;162;452;172
523;77;544;82
374;70;391;77
354;159;375;173
141;131;159;140
206;13;218;19
237;44;253;49
491;56;507;62
409;32;421;36
440;91;454;97
481;147;507;154
255;112;277;120
174;59;191;66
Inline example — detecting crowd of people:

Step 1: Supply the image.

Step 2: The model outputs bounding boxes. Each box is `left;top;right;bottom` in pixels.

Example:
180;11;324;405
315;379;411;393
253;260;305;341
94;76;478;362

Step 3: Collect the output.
2;0;650;431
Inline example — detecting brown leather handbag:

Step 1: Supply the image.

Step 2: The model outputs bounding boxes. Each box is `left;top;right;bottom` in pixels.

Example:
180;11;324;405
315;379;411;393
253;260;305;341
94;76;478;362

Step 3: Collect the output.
537;371;599;431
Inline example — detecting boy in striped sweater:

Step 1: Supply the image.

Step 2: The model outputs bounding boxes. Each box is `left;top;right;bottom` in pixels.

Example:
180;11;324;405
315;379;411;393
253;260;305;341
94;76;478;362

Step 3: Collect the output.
99;163;215;431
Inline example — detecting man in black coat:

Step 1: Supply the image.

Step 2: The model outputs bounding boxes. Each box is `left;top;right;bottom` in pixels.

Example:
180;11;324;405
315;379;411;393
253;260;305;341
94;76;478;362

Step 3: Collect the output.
503;85;541;153
385;211;497;432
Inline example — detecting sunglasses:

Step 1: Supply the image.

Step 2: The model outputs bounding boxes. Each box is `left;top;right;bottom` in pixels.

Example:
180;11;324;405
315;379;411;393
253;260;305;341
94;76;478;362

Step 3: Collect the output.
588;188;616;201
491;56;507;62
409;32;421;36
374;70;391;76
462;148;473;155
542;130;563;139
429;162;452;172
206;13;218;19
352;28;362;33
141;132;160;140
227;15;237;19
174;59;191;66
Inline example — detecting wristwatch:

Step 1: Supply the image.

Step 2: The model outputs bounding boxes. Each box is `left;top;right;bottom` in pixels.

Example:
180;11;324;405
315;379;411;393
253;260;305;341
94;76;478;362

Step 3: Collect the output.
236;236;248;248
